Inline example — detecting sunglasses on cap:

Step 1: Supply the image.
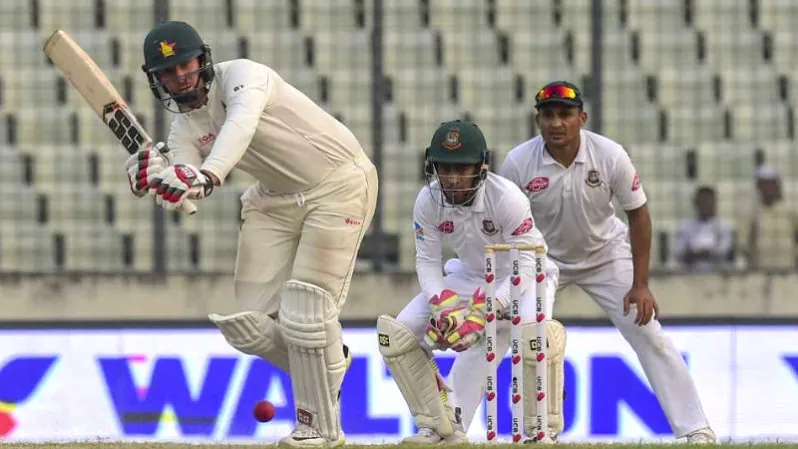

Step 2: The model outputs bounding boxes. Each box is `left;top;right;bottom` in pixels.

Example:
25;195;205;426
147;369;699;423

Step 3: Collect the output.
535;85;578;103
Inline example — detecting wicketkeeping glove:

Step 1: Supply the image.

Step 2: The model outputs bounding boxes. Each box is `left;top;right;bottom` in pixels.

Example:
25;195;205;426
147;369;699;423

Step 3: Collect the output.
444;288;488;352
423;289;460;348
125;142;171;197
150;164;214;211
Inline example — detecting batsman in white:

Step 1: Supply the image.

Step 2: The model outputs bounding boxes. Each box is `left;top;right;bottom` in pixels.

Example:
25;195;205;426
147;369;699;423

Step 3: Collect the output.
377;120;566;444
500;81;716;443
126;21;378;448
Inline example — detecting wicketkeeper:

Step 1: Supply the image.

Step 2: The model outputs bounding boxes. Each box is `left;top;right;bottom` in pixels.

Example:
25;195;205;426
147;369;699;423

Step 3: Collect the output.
377;121;566;443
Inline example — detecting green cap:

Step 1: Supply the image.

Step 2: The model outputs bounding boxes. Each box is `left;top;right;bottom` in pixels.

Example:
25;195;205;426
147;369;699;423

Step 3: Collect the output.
142;21;205;72
426;120;488;165
534;80;584;108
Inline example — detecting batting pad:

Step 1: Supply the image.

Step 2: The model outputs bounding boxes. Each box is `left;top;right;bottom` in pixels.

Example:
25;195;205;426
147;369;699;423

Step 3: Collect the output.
523;320;568;436
377;314;455;437
209;311;290;372
280;280;346;442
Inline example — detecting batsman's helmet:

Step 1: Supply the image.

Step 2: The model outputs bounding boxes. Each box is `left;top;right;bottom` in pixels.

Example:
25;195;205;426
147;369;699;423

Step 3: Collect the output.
141;21;214;112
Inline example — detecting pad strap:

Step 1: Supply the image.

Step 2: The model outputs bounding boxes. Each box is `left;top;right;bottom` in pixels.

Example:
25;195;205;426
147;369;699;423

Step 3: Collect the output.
209;311;290;372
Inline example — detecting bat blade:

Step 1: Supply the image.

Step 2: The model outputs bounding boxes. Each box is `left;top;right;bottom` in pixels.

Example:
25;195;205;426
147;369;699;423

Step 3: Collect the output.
43;29;197;214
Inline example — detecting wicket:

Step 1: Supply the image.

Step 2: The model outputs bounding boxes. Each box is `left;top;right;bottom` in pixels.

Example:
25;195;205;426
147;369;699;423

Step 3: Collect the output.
483;243;548;443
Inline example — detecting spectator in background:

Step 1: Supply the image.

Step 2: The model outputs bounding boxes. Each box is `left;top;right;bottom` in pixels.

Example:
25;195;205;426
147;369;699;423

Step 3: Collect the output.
743;164;798;270
674;186;733;272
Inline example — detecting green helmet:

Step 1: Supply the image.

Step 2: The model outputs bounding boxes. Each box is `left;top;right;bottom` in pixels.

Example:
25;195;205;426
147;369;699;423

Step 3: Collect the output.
141;21;215;112
425;120;489;165
424;120;490;206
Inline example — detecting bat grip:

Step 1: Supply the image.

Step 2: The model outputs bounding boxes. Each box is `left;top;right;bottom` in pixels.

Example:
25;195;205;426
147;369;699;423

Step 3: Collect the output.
179;199;198;215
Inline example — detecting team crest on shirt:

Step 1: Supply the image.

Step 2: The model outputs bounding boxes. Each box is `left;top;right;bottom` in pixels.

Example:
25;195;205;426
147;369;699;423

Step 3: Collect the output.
586;169;601;187
632;173;641;191
482;220;498;235
442;128;462;151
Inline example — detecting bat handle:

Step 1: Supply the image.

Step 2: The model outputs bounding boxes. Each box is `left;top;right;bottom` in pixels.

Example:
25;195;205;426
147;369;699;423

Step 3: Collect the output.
179;199;198;215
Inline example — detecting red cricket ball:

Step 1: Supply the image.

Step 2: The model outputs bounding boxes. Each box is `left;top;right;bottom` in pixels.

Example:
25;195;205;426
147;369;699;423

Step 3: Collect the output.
253;400;276;423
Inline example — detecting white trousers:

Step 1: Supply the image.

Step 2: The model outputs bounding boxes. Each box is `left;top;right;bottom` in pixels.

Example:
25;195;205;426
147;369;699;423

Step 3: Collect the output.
556;258;710;437
396;258;559;433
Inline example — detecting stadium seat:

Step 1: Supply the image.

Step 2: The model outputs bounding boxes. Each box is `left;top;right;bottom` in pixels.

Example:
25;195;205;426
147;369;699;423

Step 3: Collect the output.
247;30;306;73
509;30;573;84
760;0;798;33
429;0;489;33
495;0;559;34
299;0;368;31
233;0;292;34
62;225;125;271
105;3;154;34
636;27;701;72
720;66;781;106
694;0;753;33
656;65;719;109
0;225;56;272
440;30;500;71
169;0;229;32
627;0;688;31
695;142;757;183
384;0;424;30
665;105;726;144
730;103;790;142
314;30;371;74
39;0;96;33
705;28;766;71
457;66;516;111
383;29;438;75
16;108;73;148
0;0;34;30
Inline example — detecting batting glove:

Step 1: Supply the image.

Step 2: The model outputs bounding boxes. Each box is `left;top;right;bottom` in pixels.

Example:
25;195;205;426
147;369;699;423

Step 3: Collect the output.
150;164;214;211
125;142;171;197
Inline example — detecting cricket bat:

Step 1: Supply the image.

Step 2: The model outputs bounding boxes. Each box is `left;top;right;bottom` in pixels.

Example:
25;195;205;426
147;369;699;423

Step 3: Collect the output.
42;29;197;214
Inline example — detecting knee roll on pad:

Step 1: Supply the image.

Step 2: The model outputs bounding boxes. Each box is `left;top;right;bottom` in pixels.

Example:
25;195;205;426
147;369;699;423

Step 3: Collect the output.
280;280;346;442
377;314;455;437
209;311;290;372
522;319;567;436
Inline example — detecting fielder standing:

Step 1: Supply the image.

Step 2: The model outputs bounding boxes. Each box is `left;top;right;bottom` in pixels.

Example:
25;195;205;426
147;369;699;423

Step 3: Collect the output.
126;21;378;448
377;121;565;444
500;81;715;443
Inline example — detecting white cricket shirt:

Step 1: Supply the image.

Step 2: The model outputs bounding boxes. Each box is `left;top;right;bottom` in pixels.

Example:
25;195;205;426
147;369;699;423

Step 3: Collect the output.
166;59;367;194
500;129;647;271
413;172;545;309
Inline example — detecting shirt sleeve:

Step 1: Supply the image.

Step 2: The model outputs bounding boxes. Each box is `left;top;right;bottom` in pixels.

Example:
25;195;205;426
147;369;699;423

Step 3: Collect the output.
611;148;647;211
199;60;272;184
498;152;523;190
493;187;545;310
166;116;203;167
413;189;446;302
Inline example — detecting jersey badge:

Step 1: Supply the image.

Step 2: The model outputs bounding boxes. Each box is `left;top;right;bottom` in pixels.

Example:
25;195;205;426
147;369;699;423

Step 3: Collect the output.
414;221;425;241
526;176;549;193
632;173;641;191
438;221;455;234
443;128;462;151
586;169;601;187
158;41;176;58
482;219;498;236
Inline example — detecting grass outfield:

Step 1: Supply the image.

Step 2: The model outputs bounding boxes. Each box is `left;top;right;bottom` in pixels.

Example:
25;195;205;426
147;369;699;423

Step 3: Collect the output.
3;444;798;449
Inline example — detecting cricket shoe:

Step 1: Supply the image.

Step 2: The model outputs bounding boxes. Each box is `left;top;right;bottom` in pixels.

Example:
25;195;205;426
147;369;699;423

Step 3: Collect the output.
278;345;352;448
686;427;717;444
403;407;466;444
